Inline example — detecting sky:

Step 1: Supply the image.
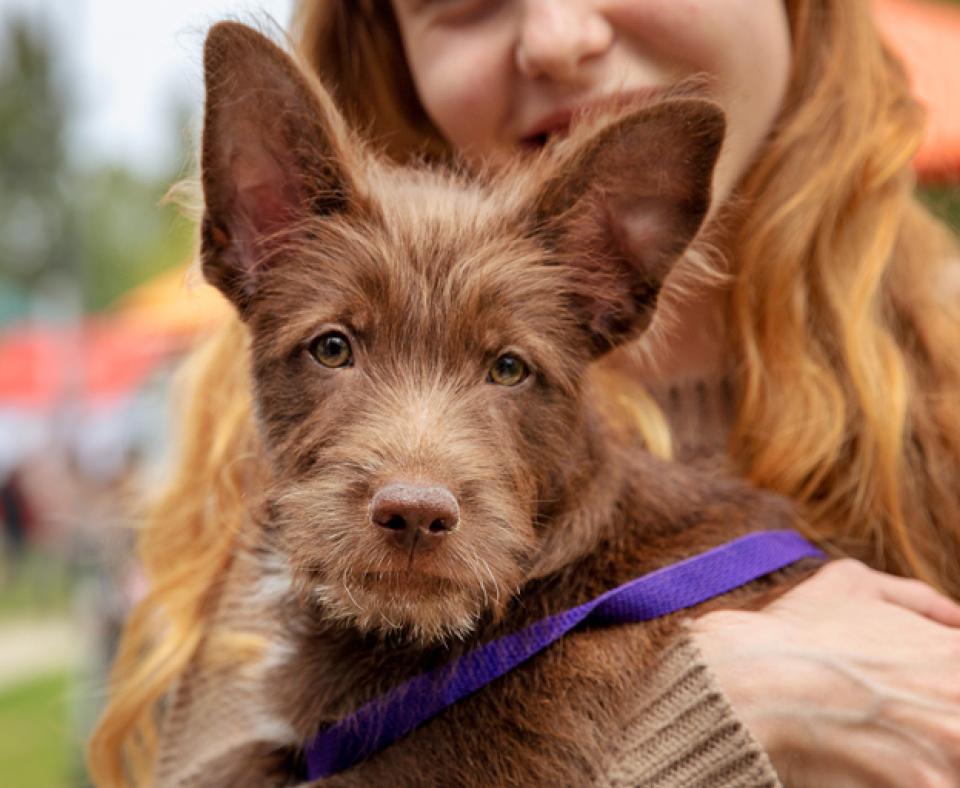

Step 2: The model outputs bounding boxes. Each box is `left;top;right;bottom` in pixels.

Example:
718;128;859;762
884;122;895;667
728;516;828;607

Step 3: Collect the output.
0;0;294;177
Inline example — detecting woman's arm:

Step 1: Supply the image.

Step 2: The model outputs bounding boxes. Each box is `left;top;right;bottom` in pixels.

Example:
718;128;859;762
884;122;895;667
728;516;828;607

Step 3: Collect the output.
602;636;782;787
691;560;960;787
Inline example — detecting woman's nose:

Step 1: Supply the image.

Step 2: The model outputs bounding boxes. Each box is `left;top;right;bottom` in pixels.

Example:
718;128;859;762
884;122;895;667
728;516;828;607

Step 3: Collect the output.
515;0;613;82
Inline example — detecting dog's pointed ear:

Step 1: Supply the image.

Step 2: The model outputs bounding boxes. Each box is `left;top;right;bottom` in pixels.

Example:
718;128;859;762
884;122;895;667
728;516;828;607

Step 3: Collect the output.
534;99;725;355
200;22;358;311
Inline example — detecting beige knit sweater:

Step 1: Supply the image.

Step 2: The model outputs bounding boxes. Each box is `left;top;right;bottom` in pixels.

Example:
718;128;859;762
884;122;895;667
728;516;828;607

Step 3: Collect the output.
601;637;781;787
154;544;782;788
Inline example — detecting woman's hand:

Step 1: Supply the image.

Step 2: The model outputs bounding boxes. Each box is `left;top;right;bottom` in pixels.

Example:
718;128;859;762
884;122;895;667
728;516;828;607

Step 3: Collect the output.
690;559;960;787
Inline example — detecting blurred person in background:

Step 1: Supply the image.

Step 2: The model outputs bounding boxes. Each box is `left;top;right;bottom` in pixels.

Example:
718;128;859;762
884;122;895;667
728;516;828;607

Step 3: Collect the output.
91;2;960;786
0;467;34;580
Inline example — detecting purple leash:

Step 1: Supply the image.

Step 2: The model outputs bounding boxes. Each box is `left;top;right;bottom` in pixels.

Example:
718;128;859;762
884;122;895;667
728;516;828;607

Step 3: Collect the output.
305;529;823;779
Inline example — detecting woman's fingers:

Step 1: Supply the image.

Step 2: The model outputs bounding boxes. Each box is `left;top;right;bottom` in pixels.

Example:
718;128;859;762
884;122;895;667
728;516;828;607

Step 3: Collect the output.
811;559;960;627
825;559;960;627
876;574;960;627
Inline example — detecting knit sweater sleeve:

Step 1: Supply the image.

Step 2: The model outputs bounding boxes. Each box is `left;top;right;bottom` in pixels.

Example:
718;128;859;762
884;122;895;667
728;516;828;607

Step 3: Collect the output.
601;633;783;788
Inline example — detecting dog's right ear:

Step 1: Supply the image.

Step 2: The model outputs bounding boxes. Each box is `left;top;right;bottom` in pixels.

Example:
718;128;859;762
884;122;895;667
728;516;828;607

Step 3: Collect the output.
200;22;358;312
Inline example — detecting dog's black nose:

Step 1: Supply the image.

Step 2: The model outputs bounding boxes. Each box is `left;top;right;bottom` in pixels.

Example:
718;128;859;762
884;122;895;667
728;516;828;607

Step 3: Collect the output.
370;482;460;553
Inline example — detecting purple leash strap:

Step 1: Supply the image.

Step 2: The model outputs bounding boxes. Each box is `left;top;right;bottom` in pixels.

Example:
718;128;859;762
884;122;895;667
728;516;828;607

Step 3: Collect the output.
305;529;824;779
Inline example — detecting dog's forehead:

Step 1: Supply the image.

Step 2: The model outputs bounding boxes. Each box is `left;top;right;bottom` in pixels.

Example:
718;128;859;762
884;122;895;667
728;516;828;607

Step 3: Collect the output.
254;160;577;362
337;165;565;307
369;163;527;239
373;171;567;318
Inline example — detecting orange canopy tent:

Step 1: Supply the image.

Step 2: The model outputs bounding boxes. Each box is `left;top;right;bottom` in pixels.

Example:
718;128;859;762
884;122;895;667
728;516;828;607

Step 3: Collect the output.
876;0;960;181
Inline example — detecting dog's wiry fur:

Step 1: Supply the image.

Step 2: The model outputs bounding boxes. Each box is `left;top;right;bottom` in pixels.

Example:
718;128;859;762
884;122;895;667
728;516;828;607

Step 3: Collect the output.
170;23;813;787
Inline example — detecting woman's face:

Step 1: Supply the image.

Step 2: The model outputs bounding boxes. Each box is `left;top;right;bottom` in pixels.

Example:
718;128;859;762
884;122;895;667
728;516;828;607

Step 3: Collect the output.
390;0;792;201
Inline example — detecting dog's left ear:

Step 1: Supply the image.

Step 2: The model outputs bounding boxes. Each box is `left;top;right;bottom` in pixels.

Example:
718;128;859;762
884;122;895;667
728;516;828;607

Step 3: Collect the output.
534;99;725;356
200;22;360;313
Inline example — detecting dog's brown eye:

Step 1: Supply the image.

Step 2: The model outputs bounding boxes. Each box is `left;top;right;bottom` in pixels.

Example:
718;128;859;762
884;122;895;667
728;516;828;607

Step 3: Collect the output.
488;354;528;386
309;331;353;368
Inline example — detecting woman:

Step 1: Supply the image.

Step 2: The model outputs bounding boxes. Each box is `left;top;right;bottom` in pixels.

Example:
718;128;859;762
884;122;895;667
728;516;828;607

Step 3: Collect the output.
89;2;960;785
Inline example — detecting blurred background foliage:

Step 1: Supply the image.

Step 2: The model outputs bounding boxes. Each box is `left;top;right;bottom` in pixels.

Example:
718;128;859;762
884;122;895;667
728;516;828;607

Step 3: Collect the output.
0;14;194;325
920;184;960;228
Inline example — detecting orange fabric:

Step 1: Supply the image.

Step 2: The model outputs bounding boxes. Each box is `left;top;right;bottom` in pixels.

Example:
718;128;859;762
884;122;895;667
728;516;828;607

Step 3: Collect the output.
113;264;230;337
875;0;960;181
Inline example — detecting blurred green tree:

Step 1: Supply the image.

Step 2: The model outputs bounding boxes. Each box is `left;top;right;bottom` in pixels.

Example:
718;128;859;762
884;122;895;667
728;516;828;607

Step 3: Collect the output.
0;15;75;314
0;13;195;320
74;151;196;312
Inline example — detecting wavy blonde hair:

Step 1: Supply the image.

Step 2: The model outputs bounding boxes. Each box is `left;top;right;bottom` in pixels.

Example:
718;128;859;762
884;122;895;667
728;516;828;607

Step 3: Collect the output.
88;1;960;784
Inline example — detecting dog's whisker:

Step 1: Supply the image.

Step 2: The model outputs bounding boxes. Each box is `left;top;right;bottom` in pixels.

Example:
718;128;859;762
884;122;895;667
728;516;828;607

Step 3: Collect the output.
462;550;489;610
380;608;400;629
477;555;502;607
341;568;365;612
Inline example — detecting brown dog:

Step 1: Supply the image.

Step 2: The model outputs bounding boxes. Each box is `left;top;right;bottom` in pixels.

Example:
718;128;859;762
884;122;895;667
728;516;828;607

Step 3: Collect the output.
155;22;812;787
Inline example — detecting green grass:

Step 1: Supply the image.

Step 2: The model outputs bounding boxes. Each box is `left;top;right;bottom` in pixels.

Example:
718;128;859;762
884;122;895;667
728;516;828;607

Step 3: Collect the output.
0;551;72;623
0;672;72;788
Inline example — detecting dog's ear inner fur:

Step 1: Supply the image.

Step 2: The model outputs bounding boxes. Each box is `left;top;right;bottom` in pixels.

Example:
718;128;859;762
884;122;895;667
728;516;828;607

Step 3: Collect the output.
534;99;725;355
199;22;357;311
